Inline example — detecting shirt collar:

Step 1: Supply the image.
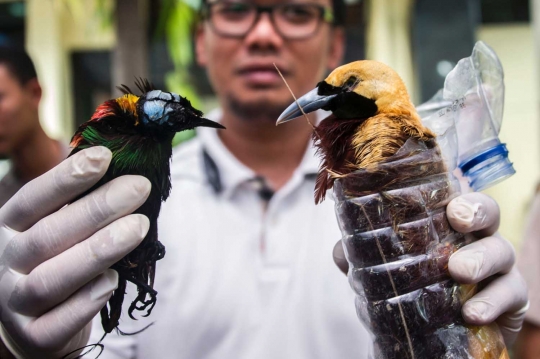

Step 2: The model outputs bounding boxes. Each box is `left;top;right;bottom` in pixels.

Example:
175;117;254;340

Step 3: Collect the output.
198;109;255;198
198;108;327;197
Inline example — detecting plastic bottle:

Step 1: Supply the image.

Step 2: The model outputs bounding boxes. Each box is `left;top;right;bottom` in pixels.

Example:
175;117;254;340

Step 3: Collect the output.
417;41;515;191
334;41;513;358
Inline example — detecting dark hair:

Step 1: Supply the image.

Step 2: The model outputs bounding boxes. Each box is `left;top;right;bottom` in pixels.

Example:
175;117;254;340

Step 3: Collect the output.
200;0;346;27
331;0;346;26
0;46;38;85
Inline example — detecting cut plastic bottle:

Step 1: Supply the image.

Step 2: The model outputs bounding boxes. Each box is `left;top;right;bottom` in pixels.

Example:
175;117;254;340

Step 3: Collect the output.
334;41;513;359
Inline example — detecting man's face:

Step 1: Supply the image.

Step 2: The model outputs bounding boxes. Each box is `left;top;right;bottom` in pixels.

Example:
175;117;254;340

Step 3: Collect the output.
0;65;41;156
196;0;344;122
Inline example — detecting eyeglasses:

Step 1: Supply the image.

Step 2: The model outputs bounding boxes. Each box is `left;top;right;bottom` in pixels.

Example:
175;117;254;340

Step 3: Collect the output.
202;1;334;40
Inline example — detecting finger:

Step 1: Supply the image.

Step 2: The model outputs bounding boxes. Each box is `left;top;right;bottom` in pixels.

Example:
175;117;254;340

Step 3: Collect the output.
6;175;151;274
461;267;528;345
24;269;118;354
496;300;529;346
333;240;348;275
446;193;500;237
449;235;515;284
11;214;149;316
0;147;112;231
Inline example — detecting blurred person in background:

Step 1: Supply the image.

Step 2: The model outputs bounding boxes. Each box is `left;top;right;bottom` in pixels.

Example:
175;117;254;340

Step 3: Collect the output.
0;0;528;358
0;46;67;207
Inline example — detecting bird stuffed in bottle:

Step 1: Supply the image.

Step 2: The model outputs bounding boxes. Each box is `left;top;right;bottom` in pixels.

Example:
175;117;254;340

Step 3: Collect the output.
277;61;508;359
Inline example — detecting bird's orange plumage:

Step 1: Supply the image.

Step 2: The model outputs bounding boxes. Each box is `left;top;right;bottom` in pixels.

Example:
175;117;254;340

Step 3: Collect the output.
313;60;435;203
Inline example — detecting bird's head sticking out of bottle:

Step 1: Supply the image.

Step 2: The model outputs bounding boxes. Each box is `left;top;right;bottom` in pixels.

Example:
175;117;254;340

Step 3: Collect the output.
277;61;435;203
277;60;420;122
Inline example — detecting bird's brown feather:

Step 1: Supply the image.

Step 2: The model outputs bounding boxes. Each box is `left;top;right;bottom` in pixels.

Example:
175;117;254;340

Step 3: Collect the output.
314;112;435;203
313;115;365;203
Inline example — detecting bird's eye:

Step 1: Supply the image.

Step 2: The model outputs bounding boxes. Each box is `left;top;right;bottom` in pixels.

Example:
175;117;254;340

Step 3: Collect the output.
344;76;359;91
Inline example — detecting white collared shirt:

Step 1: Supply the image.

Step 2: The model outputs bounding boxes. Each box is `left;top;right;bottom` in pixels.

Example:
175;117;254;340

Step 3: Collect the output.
91;110;370;359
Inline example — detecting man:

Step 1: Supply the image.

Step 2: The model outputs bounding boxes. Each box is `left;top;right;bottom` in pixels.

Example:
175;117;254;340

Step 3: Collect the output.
0;0;528;358
0;46;67;207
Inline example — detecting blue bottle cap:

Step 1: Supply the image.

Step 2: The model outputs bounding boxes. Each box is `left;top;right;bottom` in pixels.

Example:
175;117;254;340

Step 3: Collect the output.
459;143;516;191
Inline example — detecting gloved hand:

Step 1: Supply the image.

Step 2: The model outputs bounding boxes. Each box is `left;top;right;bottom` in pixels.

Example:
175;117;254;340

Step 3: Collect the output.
333;192;528;346
0;146;151;358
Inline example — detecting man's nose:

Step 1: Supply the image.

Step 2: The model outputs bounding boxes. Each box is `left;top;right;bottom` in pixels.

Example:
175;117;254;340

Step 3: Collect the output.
244;12;284;49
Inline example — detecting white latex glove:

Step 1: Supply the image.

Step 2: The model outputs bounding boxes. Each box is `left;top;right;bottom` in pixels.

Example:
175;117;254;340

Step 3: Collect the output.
0;146;151;358
446;192;528;346
333;192;528;346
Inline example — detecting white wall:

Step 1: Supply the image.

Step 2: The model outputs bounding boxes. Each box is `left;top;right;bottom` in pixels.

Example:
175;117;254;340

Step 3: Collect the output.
26;0;71;140
25;0;115;141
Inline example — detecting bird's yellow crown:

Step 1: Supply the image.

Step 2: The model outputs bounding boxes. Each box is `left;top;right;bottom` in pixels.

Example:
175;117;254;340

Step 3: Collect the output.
116;94;139;116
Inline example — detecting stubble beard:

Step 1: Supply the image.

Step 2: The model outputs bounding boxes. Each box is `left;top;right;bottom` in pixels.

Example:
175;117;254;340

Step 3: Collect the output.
226;93;290;124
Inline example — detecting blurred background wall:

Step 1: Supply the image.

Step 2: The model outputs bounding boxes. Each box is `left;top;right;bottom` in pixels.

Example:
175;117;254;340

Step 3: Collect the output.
0;0;537;248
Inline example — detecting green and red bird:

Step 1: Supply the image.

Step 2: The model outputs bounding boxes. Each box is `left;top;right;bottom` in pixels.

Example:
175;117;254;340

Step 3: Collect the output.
69;79;224;333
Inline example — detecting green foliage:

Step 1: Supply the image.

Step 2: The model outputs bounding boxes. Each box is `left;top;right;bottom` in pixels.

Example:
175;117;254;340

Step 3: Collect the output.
172;126;196;146
95;0;114;30
156;0;202;146
57;0;113;31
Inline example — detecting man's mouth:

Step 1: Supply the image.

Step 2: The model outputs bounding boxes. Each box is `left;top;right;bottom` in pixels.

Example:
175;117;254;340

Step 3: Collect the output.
237;65;289;87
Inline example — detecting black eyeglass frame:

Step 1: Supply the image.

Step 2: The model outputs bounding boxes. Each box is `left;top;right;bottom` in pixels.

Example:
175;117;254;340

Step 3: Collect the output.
201;1;335;40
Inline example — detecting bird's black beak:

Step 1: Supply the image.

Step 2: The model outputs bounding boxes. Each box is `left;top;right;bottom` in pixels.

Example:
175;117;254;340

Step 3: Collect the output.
276;87;337;125
190;117;226;129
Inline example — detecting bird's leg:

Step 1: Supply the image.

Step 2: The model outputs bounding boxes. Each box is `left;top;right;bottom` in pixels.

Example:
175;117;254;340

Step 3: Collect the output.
101;278;127;333
113;268;158;319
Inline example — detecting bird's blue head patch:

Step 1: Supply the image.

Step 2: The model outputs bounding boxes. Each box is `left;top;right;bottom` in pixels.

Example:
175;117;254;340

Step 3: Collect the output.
137;90;223;132
140;90;188;126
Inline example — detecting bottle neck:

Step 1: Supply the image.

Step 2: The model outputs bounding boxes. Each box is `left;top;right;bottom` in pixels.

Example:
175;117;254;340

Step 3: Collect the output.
459;143;515;191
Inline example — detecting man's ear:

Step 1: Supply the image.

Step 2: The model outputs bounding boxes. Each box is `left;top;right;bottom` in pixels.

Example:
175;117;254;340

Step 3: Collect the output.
195;24;207;67
24;78;42;108
327;27;345;71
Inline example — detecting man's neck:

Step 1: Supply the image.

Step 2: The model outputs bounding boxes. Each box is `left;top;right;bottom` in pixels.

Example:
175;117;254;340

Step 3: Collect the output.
11;127;63;183
218;109;314;190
